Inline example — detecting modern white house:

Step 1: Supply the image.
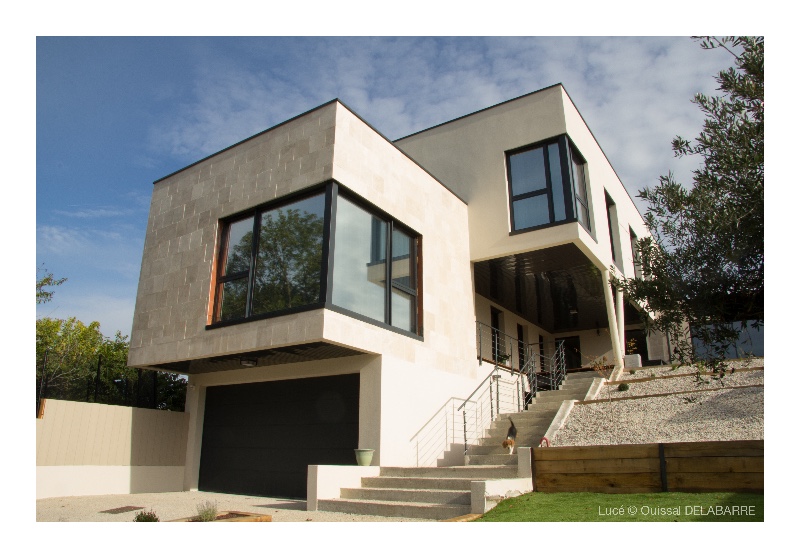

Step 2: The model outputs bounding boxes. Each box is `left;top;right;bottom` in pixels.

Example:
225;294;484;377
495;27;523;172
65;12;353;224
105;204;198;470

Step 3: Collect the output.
127;84;665;500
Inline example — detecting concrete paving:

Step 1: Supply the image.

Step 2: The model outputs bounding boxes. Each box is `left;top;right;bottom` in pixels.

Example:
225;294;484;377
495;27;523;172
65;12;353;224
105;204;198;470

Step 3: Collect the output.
36;490;426;522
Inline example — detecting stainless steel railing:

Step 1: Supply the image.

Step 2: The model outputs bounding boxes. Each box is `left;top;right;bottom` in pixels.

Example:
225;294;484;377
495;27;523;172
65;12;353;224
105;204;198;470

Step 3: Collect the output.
457;365;526;455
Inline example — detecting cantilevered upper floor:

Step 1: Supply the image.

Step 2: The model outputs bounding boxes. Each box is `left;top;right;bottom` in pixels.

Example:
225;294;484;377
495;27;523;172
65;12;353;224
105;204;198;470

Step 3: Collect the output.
128;100;477;375
395;83;648;280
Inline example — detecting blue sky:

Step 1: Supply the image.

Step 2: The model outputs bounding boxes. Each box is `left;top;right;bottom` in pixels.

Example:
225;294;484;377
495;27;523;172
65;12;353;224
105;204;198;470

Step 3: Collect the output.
36;36;736;338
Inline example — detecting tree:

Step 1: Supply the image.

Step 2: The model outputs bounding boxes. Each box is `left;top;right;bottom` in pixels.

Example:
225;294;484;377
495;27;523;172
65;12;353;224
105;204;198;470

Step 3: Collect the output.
35;269;186;411
36;316;104;406
36;266;67;305
619;36;764;373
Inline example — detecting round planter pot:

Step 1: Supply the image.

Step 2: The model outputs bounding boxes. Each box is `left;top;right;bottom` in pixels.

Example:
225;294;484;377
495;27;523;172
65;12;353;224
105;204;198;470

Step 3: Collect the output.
354;449;374;466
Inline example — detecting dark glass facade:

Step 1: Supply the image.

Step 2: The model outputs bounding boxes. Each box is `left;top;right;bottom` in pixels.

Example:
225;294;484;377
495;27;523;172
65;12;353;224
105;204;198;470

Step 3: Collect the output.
212;182;421;336
507;135;592;234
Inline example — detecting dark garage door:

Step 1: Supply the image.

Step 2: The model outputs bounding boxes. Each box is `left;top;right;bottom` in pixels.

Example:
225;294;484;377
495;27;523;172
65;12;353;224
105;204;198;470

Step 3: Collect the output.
198;373;360;499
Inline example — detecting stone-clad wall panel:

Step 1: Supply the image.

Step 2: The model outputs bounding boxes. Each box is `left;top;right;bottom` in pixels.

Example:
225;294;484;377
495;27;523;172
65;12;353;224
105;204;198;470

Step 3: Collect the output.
130;105;337;365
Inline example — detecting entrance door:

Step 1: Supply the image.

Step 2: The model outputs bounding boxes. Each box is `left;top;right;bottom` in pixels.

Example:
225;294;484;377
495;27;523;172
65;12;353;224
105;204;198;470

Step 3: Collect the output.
555;336;582;370
490;307;504;362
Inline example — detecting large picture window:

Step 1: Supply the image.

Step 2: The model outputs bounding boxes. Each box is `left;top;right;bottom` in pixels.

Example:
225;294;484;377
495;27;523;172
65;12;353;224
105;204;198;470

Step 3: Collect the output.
507;135;592;234
214;192;326;322
212;182;421;337
331;196;419;333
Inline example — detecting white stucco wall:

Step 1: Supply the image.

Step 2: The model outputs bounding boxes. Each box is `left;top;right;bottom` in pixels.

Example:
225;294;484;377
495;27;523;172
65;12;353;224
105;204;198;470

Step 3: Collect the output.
395;84;650;280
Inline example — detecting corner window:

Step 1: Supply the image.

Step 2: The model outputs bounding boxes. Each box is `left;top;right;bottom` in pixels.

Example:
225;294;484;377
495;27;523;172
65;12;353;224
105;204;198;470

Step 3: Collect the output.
331;196;419;333
507;135;592;234
211;182;421;337
214;192;326;322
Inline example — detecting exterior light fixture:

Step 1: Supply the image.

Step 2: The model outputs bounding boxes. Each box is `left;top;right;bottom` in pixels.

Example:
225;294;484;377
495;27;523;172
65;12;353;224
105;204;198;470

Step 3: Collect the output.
240;357;258;367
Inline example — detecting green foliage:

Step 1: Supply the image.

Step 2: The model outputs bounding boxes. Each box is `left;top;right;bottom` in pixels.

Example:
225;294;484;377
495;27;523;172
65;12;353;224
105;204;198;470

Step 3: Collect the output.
36;317;104;405
34;266;186;412
36;265;67;305
195;500;218;522
474;492;763;522
617;383;630;392
36;317;186;411
619;37;764;372
133;510;159;522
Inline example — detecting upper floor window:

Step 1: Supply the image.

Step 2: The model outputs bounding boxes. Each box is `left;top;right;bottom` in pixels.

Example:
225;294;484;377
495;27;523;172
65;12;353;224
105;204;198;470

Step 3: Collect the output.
506;135;592;234
214;192;326;322
629;228;643;279
211;182;421;337
331;197;419;333
604;191;619;266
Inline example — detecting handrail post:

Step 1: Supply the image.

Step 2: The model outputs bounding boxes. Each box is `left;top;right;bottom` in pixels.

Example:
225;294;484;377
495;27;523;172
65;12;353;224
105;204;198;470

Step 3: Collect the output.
477;322;482;363
462;408;468;455
489;381;494;421
495;374;501;416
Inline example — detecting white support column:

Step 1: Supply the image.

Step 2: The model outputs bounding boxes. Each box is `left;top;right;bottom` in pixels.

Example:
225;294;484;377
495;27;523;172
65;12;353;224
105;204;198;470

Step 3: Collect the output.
616;285;625;361
183;383;206;491
602;269;624;369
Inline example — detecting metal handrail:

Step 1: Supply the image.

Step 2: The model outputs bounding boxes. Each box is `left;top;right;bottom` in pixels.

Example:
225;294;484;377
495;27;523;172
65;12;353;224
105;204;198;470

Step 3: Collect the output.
461;336;567;455
459;365;527;455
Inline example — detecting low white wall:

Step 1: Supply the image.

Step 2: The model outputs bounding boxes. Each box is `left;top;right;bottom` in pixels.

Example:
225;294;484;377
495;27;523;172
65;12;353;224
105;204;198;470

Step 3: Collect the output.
36;399;189;499
471;477;534;514
307;465;380;511
37;466;185;500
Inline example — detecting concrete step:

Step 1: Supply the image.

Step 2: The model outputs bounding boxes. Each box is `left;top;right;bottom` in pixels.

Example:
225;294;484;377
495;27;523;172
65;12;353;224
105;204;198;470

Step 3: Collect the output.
465;453;518;466
483;426;551;441
527;396;579;407
340;487;471;505
535;386;590;398
318;497;470;520
556;378;594;388
486;420;556;438
379;466;515;479
467;443;537;456
484;427;551;439
362;476;477;491
566;371;602;381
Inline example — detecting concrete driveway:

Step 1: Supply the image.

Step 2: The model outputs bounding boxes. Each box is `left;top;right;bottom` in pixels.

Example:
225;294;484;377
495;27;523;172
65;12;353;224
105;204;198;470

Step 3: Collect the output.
36;490;425;522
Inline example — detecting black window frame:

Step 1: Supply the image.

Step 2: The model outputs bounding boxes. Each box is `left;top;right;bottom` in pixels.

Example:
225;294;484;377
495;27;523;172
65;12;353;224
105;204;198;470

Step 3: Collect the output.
604;190;619;266
629;227;643;279
211;185;330;326
507;134;592;235
208;180;423;339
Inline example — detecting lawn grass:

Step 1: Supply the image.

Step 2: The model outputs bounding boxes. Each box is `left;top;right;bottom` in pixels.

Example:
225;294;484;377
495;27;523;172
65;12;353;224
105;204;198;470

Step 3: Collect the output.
473;492;763;522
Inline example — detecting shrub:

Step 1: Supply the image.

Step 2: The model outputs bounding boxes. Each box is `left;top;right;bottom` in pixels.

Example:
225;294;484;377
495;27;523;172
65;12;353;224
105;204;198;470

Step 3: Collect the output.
133;509;159;522
617;383;630;392
195;500;218;522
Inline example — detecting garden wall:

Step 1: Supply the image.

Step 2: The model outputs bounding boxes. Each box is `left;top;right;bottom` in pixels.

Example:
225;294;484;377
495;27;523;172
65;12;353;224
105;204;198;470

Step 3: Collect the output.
532;440;763;493
36;399;189;499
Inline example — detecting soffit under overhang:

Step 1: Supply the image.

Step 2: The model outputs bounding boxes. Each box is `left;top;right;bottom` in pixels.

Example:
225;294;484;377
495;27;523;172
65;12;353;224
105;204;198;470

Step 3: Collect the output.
146;341;367;375
474;243;643;334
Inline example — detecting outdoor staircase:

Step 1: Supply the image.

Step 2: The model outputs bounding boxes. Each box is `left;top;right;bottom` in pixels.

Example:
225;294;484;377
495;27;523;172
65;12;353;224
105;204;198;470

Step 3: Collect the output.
317;465;514;520
466;371;597;465
316;371;597;520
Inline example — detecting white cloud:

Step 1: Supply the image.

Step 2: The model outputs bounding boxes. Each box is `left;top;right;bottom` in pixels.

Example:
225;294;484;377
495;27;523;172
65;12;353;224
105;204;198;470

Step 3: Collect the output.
53;207;131;219
148;36;737;216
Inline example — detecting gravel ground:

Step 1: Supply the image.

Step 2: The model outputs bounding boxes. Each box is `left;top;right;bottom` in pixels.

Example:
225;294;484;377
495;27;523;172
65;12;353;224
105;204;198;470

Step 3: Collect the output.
36;490;424;522
551;359;764;447
622;358;764;379
604;368;763;399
